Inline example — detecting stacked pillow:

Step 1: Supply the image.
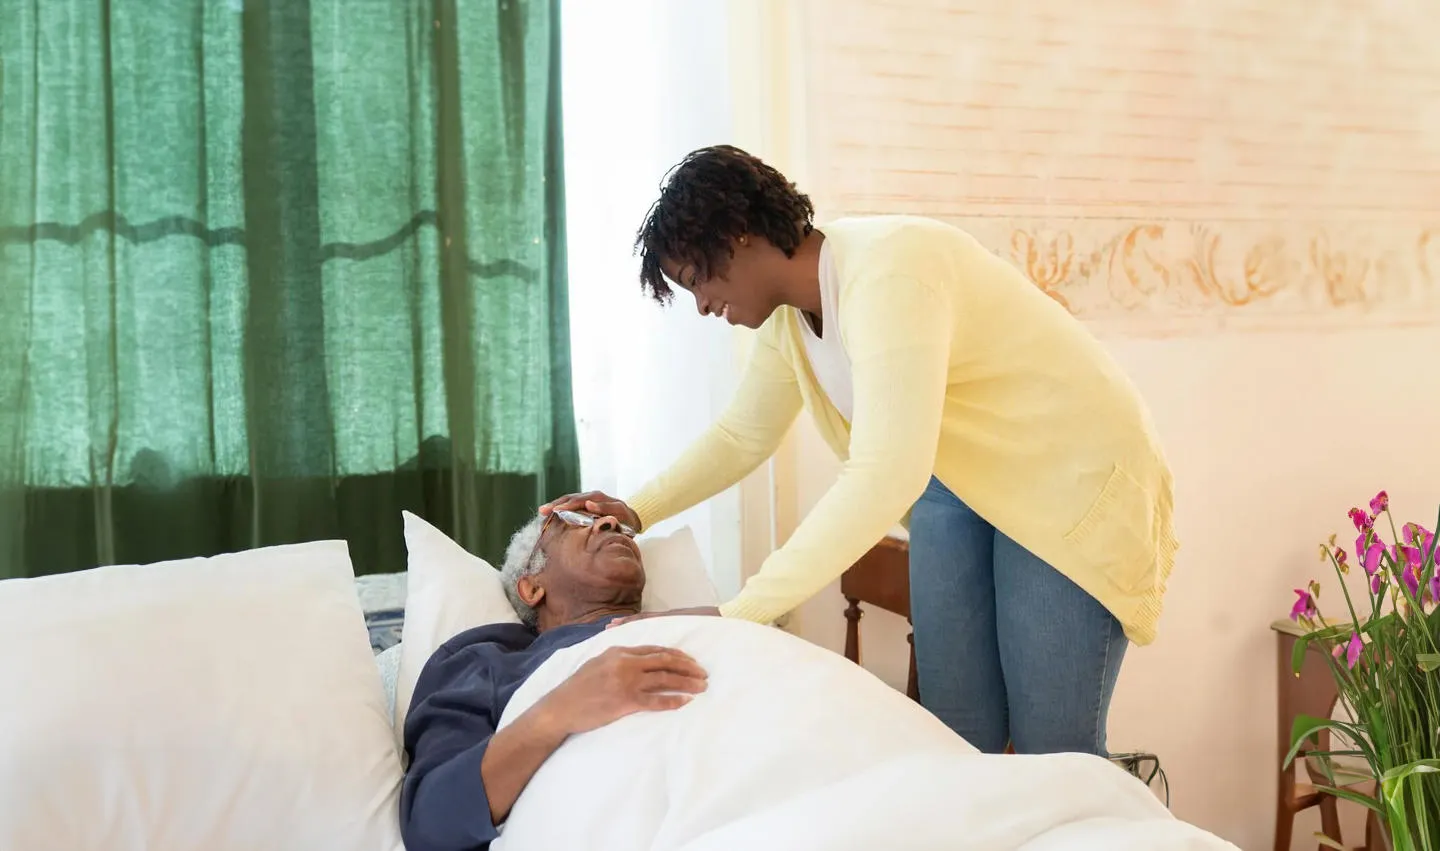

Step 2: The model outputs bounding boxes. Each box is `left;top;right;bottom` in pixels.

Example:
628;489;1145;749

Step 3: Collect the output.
0;514;719;849
0;542;404;851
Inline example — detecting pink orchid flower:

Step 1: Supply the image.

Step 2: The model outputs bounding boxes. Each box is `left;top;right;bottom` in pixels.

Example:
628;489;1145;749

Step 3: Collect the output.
1349;508;1374;532
1402;523;1435;561
1290;588;1318;622
1336;633;1359;673
1402;562;1422;599
1370;491;1389;515
1360;539;1385;576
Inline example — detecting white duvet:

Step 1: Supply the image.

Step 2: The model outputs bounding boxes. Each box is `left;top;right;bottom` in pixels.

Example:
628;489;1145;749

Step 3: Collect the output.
493;617;1234;851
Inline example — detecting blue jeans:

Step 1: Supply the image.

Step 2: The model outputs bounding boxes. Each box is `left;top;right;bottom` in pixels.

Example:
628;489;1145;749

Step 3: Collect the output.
908;476;1127;756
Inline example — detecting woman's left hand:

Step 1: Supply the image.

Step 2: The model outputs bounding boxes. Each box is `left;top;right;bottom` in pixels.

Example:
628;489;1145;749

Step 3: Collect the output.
606;606;722;628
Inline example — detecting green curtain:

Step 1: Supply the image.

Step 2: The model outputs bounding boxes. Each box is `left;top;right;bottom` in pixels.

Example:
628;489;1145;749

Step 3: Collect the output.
0;0;578;578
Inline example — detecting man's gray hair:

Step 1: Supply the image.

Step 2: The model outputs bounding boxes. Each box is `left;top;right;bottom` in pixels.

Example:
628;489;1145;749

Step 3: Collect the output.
500;515;548;628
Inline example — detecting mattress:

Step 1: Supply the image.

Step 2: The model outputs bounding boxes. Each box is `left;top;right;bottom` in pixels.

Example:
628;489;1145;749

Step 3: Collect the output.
355;572;406;654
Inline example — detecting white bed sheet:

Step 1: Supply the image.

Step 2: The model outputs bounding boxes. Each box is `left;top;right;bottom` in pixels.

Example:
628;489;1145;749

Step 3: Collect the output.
492;616;1236;851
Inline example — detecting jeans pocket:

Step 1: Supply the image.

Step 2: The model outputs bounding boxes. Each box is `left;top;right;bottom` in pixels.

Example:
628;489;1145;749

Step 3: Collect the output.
1063;464;1157;594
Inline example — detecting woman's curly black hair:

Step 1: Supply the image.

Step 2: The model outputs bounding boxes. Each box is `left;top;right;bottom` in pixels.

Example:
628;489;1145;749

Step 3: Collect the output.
634;145;815;304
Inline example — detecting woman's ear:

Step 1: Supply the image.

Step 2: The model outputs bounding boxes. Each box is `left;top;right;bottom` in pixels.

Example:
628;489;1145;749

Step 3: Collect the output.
517;575;545;609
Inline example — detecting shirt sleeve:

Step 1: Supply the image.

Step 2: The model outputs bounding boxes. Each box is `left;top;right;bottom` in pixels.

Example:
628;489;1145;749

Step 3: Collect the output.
399;650;504;851
719;275;952;623
625;322;802;531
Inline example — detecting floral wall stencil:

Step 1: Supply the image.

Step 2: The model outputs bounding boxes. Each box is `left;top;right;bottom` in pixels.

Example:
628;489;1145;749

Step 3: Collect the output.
1422;230;1440;286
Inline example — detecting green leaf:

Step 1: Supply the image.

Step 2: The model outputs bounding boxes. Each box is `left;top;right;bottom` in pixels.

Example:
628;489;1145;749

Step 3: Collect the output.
1311;833;1350;851
1417;653;1440;672
1309;621;1356;642
1285;716;1381;772
1291;633;1312;675
1312;784;1385;815
1379;759;1440;815
1380;759;1440;787
1285;714;1339;768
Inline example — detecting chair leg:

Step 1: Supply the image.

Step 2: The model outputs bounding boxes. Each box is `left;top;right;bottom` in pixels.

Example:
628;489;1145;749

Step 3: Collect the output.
905;629;919;701
1273;797;1293;851
1318;795;1343;850
1365;808;1384;851
843;596;862;664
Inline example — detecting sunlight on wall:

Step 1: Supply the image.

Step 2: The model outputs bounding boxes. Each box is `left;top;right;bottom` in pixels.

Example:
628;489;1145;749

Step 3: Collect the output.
559;0;745;595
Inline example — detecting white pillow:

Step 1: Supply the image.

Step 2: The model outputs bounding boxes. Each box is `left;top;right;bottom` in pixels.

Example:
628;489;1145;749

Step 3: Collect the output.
394;512;521;733
393;511;718;732
0;541;404;851
636;524;721;613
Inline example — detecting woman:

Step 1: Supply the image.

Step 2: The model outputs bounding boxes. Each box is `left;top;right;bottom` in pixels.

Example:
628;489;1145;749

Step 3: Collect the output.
544;145;1176;757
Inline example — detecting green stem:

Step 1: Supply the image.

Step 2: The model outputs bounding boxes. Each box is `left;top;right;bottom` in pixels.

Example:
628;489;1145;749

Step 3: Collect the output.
1326;548;1365;640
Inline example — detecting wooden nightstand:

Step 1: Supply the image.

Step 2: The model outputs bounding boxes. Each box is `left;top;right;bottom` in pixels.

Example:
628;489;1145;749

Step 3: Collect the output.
1269;618;1382;851
840;536;918;701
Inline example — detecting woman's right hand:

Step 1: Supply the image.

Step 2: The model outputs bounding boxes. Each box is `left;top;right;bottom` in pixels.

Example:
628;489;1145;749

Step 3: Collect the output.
540;490;641;531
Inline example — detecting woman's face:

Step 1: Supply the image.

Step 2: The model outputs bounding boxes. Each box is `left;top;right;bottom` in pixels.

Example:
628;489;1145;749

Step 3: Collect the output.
661;237;783;330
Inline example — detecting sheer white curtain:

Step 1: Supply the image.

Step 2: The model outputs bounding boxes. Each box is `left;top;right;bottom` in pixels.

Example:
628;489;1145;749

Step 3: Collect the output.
560;0;746;594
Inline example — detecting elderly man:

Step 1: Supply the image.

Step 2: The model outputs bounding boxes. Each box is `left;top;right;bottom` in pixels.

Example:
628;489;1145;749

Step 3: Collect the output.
399;510;709;851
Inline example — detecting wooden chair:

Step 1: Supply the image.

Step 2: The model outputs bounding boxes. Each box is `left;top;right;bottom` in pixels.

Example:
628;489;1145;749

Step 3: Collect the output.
840;536;919;701
1272;619;1384;851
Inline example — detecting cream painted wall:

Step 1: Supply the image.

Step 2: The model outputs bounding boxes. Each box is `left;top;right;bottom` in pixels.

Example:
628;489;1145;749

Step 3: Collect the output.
734;1;1440;849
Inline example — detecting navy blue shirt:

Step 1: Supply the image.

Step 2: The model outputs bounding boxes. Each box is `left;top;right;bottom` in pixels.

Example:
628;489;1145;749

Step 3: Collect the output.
399;619;613;851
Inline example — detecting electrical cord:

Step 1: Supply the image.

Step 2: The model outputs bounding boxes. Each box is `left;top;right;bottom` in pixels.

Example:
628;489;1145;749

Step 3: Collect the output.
1110;751;1170;808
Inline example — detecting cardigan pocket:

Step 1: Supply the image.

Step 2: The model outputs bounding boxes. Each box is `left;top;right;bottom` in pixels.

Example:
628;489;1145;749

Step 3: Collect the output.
1063;463;1158;594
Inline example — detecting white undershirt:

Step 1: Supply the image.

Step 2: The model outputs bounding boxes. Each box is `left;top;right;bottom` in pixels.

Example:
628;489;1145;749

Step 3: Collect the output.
799;239;854;421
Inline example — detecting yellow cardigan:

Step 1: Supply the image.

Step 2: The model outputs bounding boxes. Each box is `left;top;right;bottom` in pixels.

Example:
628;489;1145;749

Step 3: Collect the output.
626;216;1178;645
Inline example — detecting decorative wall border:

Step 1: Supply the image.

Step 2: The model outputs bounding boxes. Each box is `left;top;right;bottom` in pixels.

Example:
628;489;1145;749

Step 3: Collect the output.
950;218;1440;336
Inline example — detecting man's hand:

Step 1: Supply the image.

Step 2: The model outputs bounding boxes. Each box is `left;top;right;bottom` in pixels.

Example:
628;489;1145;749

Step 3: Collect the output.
479;646;705;827
606;607;723;629
540;491;641;532
541;645;708;735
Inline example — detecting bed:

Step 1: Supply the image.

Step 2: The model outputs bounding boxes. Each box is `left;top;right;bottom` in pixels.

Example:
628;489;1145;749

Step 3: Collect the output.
0;515;1236;851
394;516;1236;850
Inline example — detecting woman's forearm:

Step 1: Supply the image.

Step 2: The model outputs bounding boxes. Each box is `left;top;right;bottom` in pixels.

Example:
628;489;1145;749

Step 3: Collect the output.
627;422;779;530
627;327;802;530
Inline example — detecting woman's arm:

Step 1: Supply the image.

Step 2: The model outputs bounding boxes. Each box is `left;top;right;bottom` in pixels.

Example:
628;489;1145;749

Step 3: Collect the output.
719;275;953;623
624;324;802;530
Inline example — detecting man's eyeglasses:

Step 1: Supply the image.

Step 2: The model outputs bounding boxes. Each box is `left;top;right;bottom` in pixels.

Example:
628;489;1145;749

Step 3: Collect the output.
551;509;638;538
525;509;639;572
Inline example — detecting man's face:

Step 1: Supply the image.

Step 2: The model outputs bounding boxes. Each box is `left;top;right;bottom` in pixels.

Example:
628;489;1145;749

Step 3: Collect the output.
525;512;646;618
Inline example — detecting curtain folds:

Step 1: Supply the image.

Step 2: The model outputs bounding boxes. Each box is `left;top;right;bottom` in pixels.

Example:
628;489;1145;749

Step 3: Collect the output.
0;0;577;577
